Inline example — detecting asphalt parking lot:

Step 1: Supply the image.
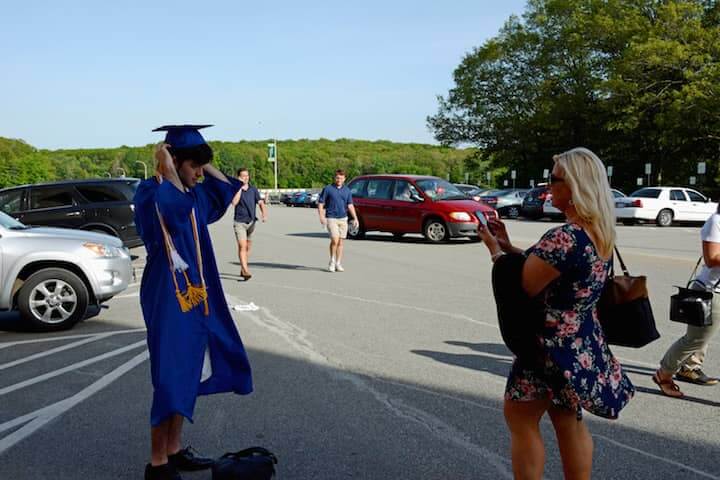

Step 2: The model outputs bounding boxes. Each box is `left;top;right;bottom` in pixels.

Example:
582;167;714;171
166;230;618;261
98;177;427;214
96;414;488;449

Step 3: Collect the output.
1;206;718;479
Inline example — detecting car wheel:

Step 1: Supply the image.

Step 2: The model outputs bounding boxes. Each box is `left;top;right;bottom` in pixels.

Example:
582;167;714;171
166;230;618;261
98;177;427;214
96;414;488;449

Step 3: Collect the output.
656;209;673;227
621;219;635;226
17;268;89;332
423;219;448;243
506;206;520;219
348;218;365;240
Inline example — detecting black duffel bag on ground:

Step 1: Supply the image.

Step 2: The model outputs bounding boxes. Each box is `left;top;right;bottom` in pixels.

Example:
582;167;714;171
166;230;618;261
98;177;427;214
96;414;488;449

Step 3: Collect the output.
598;247;660;348
670;257;716;327
212;447;278;480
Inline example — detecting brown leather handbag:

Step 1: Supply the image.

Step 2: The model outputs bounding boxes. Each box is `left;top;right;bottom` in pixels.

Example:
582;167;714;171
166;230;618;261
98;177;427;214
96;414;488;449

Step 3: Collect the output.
598;247;660;348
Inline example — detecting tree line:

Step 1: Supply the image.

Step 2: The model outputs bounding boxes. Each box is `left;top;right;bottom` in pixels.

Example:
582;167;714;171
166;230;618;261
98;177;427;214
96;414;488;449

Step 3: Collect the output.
0;137;484;190
428;0;720;196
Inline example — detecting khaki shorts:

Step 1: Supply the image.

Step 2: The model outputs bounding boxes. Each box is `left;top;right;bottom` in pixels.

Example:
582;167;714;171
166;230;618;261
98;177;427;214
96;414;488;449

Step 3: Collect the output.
234;221;257;242
327;217;348;239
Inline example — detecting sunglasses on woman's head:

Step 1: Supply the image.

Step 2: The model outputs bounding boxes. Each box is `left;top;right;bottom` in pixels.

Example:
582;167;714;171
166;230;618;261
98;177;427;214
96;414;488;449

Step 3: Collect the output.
550;174;565;184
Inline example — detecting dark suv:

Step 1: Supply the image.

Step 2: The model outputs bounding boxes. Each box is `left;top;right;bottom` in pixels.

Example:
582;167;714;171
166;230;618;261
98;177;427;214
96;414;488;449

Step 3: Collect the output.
0;178;142;248
521;184;550;220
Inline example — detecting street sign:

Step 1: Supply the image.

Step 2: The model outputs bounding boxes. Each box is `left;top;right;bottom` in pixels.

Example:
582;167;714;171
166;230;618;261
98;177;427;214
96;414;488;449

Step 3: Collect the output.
690;176;697;185
486;172;491;182
645;163;652;175
511;170;517;180
464;172;469;183
503;180;509;186
607;166;613;177
530;179;535;188
698;162;706;175
543;168;549;179
267;143;276;162
637;177;643;186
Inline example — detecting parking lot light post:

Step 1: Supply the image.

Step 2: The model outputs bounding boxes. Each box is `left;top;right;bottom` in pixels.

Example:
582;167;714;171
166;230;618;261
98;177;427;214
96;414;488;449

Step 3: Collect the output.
268;140;278;191
135;161;148;179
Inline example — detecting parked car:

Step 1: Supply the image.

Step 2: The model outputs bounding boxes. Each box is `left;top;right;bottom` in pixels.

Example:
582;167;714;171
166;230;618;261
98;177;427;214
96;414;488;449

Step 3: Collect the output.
0;178;142;248
543;188;627;219
304;190;321;208
284;191;309;207
521;184;550;219
454;184;486;202
479;189;528;218
615;187;718;227
346;175;497;243
0;211;132;331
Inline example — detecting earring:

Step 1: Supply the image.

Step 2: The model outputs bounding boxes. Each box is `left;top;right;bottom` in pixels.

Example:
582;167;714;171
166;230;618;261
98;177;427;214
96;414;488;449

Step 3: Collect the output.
568;199;574;206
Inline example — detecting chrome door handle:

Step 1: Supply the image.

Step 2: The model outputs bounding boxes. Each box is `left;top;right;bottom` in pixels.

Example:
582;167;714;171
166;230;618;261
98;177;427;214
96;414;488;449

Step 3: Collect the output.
66;211;81;216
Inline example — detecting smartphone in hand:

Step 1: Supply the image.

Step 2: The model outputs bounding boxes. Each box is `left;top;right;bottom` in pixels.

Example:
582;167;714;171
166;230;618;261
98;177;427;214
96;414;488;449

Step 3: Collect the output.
478;213;488;227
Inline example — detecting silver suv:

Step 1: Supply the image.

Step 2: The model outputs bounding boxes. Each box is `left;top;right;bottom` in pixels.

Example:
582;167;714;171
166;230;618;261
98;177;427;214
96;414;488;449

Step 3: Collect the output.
0;211;132;331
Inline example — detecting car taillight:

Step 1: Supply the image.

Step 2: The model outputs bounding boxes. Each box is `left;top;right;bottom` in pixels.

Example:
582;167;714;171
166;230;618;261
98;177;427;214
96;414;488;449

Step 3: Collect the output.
632;199;643;207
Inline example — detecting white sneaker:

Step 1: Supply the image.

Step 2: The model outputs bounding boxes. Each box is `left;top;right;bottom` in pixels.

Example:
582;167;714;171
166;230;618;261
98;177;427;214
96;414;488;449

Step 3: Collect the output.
328;259;336;272
335;263;345;272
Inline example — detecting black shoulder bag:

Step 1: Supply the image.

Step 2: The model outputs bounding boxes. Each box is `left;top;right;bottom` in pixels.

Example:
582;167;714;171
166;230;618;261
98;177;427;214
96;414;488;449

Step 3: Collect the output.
598;247;660;348
212;447;278;480
670;257;716;327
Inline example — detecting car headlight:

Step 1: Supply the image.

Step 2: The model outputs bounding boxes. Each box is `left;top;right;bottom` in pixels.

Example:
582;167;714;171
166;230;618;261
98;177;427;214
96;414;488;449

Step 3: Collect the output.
83;242;121;258
449;212;472;222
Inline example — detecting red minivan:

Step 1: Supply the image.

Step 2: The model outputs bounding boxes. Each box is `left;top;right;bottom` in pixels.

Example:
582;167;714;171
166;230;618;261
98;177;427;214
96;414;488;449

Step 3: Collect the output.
346;175;497;243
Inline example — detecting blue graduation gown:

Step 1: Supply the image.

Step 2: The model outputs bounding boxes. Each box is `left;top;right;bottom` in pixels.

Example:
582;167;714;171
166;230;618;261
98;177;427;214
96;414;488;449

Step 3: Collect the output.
134;174;253;427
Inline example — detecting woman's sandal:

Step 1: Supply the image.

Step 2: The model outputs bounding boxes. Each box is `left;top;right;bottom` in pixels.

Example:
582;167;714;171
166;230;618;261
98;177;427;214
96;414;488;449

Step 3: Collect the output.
652;371;684;398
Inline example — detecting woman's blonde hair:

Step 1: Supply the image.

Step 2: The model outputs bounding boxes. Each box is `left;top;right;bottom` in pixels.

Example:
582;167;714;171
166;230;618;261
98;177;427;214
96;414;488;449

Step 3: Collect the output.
553;147;616;258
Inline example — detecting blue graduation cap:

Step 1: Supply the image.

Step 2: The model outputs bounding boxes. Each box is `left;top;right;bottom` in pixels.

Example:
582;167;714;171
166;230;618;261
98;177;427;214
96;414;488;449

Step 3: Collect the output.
152;124;213;148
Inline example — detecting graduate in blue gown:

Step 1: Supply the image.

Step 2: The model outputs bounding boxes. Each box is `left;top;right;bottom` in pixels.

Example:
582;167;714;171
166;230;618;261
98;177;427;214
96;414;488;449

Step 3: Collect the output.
134;125;252;480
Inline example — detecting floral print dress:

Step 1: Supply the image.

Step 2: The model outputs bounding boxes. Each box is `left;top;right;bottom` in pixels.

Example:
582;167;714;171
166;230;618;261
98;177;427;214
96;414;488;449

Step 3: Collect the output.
505;223;635;419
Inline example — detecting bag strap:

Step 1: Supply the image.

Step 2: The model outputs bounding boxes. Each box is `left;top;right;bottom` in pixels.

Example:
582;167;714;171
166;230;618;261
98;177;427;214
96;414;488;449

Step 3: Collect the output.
688;256;703;285
612;245;630;276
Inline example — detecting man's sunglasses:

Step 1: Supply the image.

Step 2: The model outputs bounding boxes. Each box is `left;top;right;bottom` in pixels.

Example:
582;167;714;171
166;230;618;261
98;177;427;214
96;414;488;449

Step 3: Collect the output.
549;174;565;184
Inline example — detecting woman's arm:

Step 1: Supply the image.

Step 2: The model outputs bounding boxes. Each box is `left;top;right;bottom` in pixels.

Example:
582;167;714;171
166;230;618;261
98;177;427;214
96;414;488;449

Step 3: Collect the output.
521;255;561;297
703;241;720;268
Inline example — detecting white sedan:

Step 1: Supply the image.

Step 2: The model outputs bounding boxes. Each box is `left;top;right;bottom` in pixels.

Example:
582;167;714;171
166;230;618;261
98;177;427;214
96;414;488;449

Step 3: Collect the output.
543;189;627;219
615;187;717;227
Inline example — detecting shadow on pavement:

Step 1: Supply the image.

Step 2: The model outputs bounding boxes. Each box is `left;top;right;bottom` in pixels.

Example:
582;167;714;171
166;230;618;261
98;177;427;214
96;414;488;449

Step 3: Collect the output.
411;341;513;379
229;261;327;273
287;232;478;245
0;306;102;334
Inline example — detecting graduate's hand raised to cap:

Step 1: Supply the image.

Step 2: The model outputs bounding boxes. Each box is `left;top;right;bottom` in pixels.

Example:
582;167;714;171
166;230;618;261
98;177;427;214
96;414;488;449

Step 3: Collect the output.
155;142;173;169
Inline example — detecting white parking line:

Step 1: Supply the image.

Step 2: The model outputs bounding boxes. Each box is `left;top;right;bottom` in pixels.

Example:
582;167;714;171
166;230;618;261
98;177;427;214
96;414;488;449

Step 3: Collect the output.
0;328;146;350
0;333;115;371
0;340;146;396
0;350;149;455
249;281;499;330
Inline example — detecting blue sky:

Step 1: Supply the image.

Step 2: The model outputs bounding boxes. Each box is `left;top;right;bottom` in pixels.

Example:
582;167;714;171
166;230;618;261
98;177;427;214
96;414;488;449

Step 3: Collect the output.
1;1;527;149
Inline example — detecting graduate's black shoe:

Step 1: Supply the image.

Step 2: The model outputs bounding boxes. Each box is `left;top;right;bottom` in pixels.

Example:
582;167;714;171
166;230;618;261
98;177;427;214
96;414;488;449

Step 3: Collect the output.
168;446;215;471
144;463;182;480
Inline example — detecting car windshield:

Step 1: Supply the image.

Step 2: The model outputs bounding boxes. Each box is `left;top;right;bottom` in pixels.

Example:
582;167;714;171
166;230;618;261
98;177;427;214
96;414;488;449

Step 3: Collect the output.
0;211;29;230
416;179;468;201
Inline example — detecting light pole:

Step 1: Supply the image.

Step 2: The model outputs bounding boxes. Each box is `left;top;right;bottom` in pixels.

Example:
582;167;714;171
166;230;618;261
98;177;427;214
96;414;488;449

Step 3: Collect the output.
135;161;148;179
267;140;278;190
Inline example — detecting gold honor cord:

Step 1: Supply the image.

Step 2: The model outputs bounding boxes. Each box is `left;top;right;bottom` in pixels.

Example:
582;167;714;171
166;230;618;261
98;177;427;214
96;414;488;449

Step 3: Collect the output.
156;204;209;315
